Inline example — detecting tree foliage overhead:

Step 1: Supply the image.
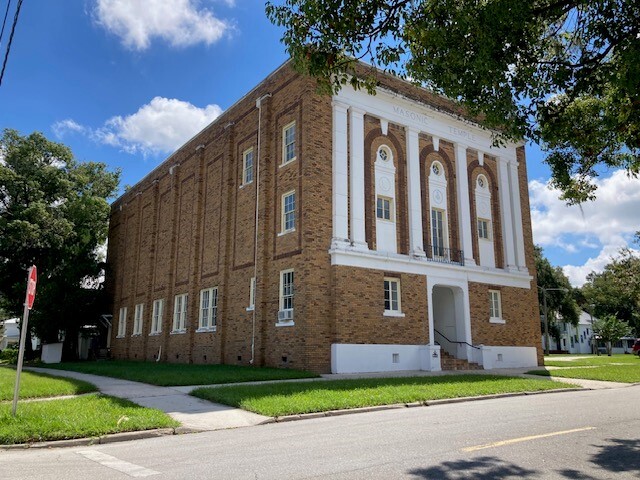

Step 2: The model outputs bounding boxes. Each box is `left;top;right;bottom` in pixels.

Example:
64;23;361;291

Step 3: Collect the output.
267;0;640;203
582;248;640;335
0;129;120;351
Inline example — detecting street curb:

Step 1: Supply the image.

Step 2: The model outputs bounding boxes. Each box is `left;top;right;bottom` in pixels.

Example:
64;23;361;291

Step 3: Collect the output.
0;428;178;450
273;388;589;423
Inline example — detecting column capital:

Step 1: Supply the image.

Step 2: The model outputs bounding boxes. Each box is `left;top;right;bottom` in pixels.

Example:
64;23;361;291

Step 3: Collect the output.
404;125;420;135
331;100;349;112
349;106;366;116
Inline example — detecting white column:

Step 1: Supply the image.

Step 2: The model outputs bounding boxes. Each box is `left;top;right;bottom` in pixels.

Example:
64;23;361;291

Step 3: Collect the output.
405;127;425;256
331;101;349;247
497;156;517;270
455;144;475;266
508;156;527;271
349;107;367;250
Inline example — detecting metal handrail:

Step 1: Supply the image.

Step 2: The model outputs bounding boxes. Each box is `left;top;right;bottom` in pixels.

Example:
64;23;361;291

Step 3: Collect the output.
434;328;481;350
425;244;465;266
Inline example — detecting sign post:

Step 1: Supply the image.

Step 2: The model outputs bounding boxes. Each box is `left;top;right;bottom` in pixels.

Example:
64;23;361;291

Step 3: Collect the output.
12;265;37;416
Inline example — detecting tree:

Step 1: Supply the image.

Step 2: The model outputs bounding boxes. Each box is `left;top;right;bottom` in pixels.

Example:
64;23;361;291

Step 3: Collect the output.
534;245;579;350
582;248;640;336
266;0;640;203
0;129;120;359
592;314;633;356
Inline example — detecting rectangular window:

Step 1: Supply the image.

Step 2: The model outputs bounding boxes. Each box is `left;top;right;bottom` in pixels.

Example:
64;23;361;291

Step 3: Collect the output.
248;277;256;310
242;148;254;185
172;293;188;332
281;191;296;232
384;278;401;313
133;303;144;335
151;299;163;334
376;196;392;221
431;208;446;257
282;122;296;164
489;290;502;319
199;287;218;331
279;269;294;311
477;219;490;240
117;307;127;338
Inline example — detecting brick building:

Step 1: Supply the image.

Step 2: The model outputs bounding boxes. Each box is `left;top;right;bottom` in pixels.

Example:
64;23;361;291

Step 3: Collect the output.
106;60;543;373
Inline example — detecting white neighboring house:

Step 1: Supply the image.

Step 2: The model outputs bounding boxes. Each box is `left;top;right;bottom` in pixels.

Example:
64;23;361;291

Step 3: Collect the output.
0;318;20;350
542;310;637;354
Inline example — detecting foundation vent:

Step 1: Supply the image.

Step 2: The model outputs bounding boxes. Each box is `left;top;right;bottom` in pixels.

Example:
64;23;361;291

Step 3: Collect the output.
392;353;400;364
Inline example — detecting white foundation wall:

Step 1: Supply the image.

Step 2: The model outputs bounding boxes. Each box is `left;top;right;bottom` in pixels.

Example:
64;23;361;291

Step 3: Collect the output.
477;346;538;369
331;344;441;373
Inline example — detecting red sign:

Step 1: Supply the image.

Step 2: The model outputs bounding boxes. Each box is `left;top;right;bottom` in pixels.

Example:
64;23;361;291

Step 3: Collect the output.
26;266;37;310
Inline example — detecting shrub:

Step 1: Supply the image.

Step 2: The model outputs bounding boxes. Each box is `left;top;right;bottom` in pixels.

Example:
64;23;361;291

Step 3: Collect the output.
0;345;19;364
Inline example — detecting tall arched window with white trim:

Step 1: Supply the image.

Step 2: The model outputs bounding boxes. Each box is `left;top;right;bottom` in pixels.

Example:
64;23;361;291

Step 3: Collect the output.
428;160;449;259
475;174;495;268
374;145;397;253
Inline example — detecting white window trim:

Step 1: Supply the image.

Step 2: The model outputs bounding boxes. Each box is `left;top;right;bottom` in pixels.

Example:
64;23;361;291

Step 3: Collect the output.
150;299;163;335
478;218;491;241
241;147;254;187
246;277;256;311
117;307;127;338
383;277;404;316
281;121;296;166
431;207;449;255
197;287;218;333
172;293;188;334
132;303;144;336
376;195;394;222
489;289;505;323
277;269;295;326
280;190;296;234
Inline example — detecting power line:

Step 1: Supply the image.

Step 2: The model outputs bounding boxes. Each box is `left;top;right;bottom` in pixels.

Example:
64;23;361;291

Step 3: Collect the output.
0;0;23;87
0;0;12;46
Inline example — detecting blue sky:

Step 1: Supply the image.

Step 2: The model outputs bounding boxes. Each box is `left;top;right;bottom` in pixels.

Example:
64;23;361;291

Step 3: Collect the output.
1;0;638;286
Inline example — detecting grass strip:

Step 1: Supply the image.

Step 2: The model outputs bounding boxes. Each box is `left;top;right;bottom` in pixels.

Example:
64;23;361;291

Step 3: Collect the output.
191;374;575;417
41;360;319;386
528;366;640;383
0;393;179;445
0;366;96;401
544;354;640;368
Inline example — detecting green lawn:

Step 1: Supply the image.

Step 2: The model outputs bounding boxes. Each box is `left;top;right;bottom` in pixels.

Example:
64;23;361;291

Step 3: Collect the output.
544;354;640;367
0;366;96;401
0;394;179;445
41;360;319;386
530;354;640;383
191;374;575;417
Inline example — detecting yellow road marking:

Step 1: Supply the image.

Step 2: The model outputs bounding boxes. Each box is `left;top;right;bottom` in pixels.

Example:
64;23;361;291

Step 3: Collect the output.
462;427;596;452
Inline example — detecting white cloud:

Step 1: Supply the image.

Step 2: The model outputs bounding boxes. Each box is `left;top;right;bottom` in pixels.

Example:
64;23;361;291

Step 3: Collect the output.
530;170;640;285
52;119;87;138
53;97;223;156
93;97;223;155
94;0;232;50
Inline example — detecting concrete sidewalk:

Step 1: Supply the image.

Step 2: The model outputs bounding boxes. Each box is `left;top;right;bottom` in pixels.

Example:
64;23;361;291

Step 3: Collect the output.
26;367;271;432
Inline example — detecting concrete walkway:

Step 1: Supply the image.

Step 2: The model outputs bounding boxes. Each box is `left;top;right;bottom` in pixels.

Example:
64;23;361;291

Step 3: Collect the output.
26;367;270;432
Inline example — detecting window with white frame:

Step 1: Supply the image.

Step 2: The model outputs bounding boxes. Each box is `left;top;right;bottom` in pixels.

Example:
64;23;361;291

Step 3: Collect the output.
489;290;502;320
117;307;127;338
133;303;144;335
150;299;163;334
376;196;393;221
281;191;296;233
282;122;296;164
477;218;490;240
242;148;254;185
431;208;446;257
248;277;256;310
199;287;218;331
172;293;188;332
279;269;294;312
384;278;402;314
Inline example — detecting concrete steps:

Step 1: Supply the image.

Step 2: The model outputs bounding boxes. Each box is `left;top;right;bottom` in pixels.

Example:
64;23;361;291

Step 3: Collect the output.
440;351;483;371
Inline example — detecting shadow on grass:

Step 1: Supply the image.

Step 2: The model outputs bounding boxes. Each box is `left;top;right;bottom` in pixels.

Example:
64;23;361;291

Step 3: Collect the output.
408;456;539;479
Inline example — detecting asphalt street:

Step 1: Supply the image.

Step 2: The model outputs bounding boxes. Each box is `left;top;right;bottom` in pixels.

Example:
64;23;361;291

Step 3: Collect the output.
2;385;638;479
